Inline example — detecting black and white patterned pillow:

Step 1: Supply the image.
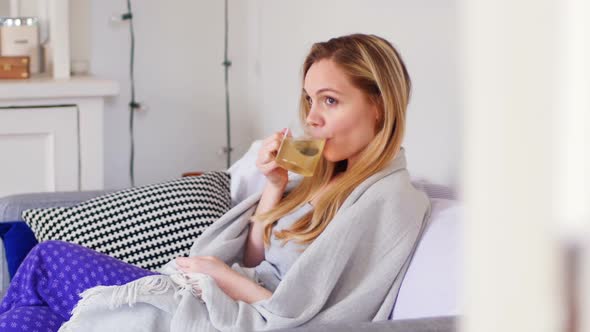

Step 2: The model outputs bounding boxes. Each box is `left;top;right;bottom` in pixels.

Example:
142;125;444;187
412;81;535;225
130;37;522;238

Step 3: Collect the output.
22;172;231;270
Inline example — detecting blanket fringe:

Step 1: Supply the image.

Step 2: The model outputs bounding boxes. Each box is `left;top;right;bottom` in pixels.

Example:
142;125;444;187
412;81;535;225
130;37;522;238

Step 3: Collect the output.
110;275;176;309
59;285;115;332
169;272;210;302
59;276;176;332
59;274;211;331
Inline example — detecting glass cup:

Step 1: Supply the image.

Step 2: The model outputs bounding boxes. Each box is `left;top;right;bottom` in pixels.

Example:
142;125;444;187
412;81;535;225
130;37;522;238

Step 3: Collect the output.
275;124;326;177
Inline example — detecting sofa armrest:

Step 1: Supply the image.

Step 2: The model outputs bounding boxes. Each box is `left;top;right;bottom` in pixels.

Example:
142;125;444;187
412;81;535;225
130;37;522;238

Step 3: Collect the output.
0;190;115;222
267;316;457;332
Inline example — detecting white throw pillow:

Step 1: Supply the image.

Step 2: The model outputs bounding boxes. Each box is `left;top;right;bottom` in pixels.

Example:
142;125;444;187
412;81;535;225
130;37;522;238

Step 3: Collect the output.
392;198;463;319
227;141;265;207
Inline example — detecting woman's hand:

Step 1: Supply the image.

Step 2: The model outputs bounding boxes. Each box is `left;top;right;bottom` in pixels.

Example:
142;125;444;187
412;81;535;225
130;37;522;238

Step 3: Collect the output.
175;256;231;279
176;256;273;303
256;129;289;189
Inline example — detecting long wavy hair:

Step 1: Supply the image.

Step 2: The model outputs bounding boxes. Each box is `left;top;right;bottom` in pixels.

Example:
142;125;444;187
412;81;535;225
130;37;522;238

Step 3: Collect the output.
251;34;412;247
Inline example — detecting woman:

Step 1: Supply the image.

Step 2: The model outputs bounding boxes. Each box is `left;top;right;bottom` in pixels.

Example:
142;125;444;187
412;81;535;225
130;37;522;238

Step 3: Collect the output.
0;33;430;332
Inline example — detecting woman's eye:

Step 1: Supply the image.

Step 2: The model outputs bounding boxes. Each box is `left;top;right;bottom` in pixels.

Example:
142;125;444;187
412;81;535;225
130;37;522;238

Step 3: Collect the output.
325;96;337;105
305;96;313;105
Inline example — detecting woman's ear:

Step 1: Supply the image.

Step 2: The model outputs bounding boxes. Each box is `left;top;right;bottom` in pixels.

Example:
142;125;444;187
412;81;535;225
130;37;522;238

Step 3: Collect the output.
370;95;383;122
373;104;382;124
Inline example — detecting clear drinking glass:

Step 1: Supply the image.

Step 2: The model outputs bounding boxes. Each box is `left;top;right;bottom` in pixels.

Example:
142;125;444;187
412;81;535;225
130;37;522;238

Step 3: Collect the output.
275;121;326;177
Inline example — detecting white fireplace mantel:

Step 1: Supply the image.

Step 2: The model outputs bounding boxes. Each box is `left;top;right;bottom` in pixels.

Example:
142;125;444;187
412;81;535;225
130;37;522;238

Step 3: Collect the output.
0;75;119;197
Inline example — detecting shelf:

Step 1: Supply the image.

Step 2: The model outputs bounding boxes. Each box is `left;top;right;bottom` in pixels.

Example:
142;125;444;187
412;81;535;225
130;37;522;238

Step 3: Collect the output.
0;74;119;100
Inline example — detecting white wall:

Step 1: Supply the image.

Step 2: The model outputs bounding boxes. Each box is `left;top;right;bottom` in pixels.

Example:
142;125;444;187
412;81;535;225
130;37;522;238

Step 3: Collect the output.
69;0;90;66
87;0;459;189
90;0;252;189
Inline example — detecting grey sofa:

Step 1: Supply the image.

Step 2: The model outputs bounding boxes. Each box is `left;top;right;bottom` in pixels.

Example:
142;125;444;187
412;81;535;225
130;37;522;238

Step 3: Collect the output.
0;188;459;332
0;142;461;331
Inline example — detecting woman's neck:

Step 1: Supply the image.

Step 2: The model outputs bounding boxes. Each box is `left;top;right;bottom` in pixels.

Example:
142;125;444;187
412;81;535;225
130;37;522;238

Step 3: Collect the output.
309;161;347;206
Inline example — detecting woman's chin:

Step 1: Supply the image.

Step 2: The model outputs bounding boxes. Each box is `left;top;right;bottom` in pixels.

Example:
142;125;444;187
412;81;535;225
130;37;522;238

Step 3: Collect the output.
322;151;344;163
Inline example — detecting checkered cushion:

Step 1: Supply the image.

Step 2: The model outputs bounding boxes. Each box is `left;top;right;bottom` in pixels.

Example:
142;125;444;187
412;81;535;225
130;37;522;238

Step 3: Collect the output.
21;172;231;270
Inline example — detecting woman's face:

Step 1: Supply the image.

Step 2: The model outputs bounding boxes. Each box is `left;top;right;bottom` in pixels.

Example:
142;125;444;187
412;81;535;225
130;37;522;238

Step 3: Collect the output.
303;59;379;166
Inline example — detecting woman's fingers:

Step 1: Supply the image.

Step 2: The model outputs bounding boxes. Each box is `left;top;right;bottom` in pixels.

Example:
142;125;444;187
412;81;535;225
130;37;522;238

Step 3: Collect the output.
265;150;275;163
175;256;208;267
256;129;289;181
174;256;226;277
261;130;286;155
265;141;280;157
258;136;282;164
175;257;192;270
176;256;194;264
262;131;284;146
259;160;282;175
264;138;280;150
257;150;273;166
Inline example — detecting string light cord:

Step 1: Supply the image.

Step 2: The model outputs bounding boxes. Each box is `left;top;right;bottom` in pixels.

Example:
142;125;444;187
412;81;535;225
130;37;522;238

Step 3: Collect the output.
118;1;230;181
222;0;233;168
121;0;138;187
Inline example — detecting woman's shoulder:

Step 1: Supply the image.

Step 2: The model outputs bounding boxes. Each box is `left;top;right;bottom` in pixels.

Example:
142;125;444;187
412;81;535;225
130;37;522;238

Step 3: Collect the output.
368;167;429;205
336;168;430;237
365;171;431;233
348;159;431;221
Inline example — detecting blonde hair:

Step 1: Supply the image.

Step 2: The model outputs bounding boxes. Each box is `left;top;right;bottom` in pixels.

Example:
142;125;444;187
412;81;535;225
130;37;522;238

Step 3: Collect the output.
252;34;412;247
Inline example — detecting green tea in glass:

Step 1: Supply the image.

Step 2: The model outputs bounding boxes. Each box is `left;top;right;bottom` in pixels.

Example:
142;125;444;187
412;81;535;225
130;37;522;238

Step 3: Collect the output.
275;127;326;177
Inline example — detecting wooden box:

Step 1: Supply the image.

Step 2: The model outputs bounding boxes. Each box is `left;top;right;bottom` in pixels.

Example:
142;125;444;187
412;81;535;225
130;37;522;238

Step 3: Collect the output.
0;56;30;79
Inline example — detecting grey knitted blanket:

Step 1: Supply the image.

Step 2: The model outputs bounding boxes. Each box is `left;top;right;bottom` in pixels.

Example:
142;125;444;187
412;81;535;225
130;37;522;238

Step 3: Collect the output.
59;149;430;332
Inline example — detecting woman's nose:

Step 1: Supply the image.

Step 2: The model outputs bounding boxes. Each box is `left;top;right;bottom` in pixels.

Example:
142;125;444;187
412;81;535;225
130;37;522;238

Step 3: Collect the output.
305;107;324;128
